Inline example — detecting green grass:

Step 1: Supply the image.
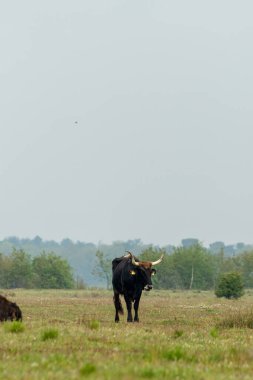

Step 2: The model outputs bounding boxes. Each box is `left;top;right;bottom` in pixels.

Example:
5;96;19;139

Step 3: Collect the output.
173;329;184;338
4;321;24;333
80;363;96;376
210;327;219;338
1;289;253;379
162;346;188;361
88;320;100;330
41;328;59;341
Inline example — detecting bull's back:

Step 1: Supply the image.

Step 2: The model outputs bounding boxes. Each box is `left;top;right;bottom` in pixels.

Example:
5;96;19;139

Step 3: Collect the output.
112;257;124;272
112;258;129;294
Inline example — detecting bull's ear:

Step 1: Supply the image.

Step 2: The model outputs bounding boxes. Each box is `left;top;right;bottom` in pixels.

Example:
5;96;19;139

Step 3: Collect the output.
151;269;156;276
129;270;136;276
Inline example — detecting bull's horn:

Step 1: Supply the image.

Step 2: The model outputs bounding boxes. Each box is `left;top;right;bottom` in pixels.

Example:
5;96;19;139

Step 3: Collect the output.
151;253;164;266
124;251;132;258
125;251;140;266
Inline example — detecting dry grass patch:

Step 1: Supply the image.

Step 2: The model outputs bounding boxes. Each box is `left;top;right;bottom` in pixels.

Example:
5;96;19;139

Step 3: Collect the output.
1;289;253;379
218;309;253;329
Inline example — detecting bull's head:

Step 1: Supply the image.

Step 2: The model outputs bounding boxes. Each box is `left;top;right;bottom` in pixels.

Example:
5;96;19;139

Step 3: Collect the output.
125;251;164;291
9;303;22;321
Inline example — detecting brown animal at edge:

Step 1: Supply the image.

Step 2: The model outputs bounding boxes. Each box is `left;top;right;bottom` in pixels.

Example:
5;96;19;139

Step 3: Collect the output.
0;295;22;322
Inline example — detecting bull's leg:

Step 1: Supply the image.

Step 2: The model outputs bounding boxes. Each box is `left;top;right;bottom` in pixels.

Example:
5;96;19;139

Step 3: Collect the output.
124;294;133;322
113;292;123;323
134;297;140;322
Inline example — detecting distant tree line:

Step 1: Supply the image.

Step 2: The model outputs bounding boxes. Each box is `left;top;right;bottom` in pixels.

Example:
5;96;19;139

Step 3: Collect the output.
141;245;253;289
1;236;253;288
0;249;74;289
94;244;253;290
0;237;158;286
2;243;253;290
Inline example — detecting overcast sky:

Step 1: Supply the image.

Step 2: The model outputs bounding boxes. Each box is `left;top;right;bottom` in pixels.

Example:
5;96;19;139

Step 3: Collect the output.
1;1;253;246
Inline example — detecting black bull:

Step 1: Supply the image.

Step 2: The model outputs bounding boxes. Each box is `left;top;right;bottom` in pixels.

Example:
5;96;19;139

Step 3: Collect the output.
112;251;163;322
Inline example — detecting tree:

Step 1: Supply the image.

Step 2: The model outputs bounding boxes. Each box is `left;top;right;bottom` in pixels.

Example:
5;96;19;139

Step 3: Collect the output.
233;250;253;288
212;249;225;288
32;235;43;247
181;238;199;248
215;272;244;299
33;252;74;288
0;253;12;288
140;245;216;290
209;241;225;254
8;249;33;288
92;250;112;289
172;244;215;290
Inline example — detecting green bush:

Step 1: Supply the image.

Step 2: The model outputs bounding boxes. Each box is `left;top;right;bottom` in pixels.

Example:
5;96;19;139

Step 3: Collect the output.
0;249;74;289
41;328;59;341
4;321;24;333
162;346;186;361
141;368;156;378
88;320;100;330
80;363;96;376
215;272;244;299
33;252;74;289
173;329;184;339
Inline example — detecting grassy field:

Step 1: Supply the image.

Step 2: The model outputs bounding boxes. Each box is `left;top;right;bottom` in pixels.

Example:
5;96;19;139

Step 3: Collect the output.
1;289;253;379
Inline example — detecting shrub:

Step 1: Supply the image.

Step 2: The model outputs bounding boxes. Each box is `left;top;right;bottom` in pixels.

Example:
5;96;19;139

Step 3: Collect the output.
141;368;156;378
210;327;219;338
41;328;59;341
88;320;100;330
80;363;96;376
215;272;244;299
173;329;184;339
162;346;186;361
33;252;74;289
4;321;24;333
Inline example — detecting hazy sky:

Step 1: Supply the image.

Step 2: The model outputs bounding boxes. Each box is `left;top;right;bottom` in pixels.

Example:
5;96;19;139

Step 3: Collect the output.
1;1;253;246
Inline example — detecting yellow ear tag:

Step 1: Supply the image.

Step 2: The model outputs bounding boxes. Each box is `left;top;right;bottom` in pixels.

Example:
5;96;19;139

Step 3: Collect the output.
130;270;136;275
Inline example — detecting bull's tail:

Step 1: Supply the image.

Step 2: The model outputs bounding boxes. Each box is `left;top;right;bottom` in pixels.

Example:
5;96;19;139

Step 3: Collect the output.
114;293;124;315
